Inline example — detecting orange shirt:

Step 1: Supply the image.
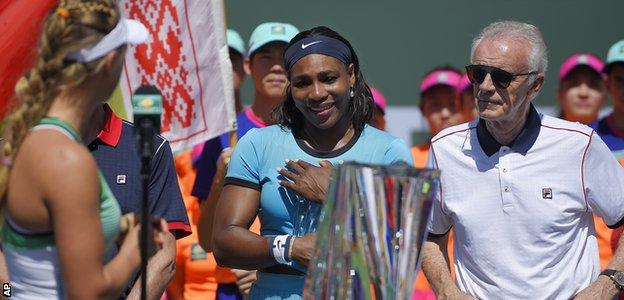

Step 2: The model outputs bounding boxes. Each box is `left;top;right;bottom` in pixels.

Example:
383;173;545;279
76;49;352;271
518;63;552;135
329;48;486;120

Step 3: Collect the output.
595;216;613;270
411;143;430;169
168;151;236;300
597;160;624;271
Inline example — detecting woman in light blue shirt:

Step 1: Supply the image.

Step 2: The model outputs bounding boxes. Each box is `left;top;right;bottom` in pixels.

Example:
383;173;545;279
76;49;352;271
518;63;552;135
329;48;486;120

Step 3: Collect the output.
212;26;413;300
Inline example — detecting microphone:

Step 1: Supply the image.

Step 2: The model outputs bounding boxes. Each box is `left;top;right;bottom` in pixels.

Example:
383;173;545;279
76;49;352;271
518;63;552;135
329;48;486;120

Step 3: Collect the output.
132;85;163;149
131;85;163;300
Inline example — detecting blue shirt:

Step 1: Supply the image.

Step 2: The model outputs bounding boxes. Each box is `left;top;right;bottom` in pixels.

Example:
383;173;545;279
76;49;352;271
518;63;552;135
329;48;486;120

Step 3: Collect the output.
591;115;624;164
192;108;266;200
90;105;191;298
90;105;190;237
224;124;413;237
223;124;412;298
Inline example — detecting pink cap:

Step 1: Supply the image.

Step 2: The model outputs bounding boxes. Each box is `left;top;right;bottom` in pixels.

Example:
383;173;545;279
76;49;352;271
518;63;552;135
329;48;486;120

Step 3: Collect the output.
558;53;604;80
420;70;462;93
370;87;387;114
458;73;472;92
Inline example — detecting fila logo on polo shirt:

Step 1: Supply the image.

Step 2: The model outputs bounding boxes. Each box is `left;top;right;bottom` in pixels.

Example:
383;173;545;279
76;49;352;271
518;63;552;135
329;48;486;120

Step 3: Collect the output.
542;188;553;199
301;41;322;49
116;175;126;185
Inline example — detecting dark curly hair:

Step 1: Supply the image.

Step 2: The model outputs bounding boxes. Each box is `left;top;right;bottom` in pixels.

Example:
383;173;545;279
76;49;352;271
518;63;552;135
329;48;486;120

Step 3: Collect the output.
273;26;373;133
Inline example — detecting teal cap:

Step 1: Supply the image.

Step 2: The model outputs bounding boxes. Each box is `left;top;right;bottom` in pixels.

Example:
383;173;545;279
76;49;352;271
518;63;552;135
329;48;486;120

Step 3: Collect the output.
605;39;624;73
227;29;245;56
247;22;299;57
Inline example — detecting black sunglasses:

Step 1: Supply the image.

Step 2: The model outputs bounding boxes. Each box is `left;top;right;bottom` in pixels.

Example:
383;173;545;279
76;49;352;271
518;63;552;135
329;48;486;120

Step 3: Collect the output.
465;65;538;89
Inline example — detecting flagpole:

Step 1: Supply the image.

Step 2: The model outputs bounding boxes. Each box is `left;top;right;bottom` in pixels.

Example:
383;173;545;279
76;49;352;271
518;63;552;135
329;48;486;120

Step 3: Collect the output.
222;0;238;147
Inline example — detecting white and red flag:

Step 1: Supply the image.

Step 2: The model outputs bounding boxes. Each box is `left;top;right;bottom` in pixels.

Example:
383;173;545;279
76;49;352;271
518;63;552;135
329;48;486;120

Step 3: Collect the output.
118;0;236;152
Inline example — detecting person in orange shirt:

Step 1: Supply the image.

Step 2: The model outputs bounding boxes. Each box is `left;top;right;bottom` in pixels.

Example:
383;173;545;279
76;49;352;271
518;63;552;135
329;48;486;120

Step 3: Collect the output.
412;67;465;300
557;53;606;125
411;67;465;167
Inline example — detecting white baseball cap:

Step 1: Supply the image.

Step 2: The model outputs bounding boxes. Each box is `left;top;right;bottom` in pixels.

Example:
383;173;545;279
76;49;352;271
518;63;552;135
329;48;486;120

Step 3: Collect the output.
605;40;624;73
66;18;148;62
247;22;299;57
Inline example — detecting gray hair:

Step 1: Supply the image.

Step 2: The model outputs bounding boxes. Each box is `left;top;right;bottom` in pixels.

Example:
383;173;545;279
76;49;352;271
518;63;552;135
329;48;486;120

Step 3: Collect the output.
470;21;548;74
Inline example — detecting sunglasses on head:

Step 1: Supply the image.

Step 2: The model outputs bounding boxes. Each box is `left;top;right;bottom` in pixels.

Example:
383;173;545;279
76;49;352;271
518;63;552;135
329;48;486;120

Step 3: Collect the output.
465;65;537;89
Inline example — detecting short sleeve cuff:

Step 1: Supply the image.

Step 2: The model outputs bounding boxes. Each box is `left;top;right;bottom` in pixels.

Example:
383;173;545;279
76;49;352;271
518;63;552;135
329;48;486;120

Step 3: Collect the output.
608;216;624;229
223;177;261;191
168;221;192;239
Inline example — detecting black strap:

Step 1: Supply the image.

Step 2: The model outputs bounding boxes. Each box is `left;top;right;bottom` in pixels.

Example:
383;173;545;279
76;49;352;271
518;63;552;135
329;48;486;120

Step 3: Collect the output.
261;265;305;276
600;269;624;290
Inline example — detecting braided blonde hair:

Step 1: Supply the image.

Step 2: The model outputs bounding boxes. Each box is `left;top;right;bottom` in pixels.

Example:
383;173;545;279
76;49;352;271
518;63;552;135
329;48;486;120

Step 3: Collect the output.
0;0;121;201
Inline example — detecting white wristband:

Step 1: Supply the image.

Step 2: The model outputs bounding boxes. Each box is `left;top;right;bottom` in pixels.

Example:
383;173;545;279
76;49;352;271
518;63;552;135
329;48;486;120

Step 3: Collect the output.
271;235;290;265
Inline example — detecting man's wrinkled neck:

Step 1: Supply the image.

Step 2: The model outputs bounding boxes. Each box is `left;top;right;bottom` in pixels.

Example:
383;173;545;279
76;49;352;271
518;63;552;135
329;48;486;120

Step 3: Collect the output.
484;102;531;146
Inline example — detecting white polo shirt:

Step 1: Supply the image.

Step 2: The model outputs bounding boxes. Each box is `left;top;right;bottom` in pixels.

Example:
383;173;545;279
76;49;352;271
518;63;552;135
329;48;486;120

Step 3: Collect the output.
427;105;624;299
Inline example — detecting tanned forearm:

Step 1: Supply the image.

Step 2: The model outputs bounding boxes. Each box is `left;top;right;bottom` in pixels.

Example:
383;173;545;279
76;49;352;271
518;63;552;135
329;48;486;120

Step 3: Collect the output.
213;226;276;270
126;232;176;300
197;172;225;252
573;228;624;299
606;230;624;276
422;233;459;297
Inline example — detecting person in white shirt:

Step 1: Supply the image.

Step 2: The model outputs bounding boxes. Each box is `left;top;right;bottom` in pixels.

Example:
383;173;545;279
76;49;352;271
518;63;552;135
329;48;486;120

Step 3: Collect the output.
422;20;624;300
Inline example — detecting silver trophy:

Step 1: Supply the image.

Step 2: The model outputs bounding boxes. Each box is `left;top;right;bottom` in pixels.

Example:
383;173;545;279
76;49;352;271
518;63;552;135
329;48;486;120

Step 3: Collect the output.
303;162;439;300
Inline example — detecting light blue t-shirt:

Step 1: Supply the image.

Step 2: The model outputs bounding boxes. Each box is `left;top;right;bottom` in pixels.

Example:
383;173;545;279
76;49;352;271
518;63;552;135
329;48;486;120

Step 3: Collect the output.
224;124;412;299
225;124;413;237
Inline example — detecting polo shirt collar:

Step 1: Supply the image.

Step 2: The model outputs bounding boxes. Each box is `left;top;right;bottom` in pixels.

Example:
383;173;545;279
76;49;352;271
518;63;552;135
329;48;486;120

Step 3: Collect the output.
95;104;123;147
476;104;541;157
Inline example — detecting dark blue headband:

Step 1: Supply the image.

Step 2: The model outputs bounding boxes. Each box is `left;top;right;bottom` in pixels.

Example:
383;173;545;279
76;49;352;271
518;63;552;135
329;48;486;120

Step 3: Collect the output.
284;36;353;71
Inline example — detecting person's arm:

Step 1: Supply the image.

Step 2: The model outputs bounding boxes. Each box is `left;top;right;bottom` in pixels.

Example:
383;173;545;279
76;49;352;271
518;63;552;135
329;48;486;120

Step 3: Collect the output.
573;234;624;299
43;144;143;299
211;185;272;269
126;231;176;300
421;145;475;299
232;269;257;296
209;129;270;269
572;133;624;299
197;147;233;252
422;233;474;299
212;185;316;269
166;240;186;300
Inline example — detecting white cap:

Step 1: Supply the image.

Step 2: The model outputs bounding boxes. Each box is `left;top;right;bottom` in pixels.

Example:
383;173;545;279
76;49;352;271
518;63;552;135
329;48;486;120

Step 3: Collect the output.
66;19;148;62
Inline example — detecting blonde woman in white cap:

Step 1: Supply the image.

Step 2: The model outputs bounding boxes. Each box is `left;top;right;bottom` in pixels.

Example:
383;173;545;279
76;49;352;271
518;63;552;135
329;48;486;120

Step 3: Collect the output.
0;1;168;299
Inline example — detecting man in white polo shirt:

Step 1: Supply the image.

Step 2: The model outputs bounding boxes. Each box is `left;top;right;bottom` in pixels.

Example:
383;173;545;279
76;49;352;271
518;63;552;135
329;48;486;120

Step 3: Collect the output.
422;21;624;299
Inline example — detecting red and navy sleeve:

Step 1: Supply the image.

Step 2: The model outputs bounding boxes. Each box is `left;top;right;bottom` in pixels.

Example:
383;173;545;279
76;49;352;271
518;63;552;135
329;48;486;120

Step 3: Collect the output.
149;138;191;239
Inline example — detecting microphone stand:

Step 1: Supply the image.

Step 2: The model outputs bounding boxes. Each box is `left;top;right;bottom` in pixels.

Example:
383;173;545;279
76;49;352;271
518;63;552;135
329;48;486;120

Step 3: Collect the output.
137;117;155;300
